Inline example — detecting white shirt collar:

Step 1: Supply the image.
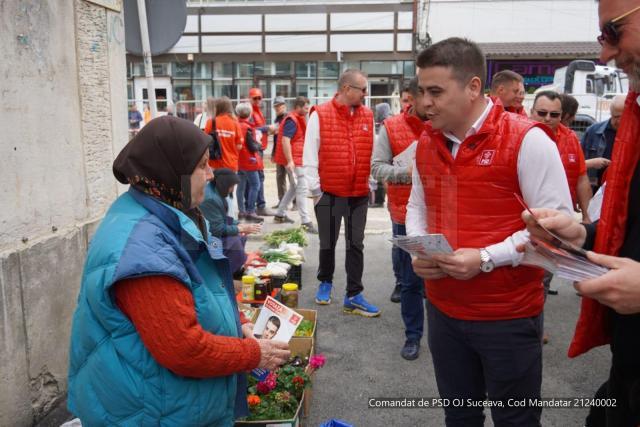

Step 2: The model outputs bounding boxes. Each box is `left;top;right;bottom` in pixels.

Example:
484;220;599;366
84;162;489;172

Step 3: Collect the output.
443;98;494;144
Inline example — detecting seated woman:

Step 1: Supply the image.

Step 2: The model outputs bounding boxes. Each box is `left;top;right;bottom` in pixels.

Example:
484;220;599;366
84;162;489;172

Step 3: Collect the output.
201;168;261;275
66;117;289;426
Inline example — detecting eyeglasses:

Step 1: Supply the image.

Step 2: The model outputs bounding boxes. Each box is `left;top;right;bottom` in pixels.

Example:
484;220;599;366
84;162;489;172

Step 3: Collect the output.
252;97;262;101
348;84;367;94
597;5;640;46
534;110;561;119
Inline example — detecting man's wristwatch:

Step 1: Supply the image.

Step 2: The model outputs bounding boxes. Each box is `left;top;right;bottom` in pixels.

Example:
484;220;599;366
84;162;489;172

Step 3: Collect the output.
479;248;495;273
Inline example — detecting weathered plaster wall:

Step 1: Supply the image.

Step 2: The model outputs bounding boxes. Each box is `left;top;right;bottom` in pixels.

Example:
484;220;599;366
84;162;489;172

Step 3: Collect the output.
0;0;127;424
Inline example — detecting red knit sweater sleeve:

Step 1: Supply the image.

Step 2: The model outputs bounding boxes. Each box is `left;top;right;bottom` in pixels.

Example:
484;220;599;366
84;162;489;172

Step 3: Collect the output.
113;275;261;378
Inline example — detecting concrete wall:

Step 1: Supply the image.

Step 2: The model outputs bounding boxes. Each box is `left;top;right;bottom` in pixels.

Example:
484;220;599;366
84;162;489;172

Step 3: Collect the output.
0;0;127;425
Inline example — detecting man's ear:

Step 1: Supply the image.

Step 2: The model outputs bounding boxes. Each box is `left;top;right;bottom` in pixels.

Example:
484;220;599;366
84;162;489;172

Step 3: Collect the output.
467;76;483;101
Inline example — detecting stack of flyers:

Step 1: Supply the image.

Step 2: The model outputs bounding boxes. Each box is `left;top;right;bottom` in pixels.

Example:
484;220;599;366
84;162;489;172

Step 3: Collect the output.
250;296;304;381
392;140;418;169
513;192;609;281
391;234;453;257
522;237;609;281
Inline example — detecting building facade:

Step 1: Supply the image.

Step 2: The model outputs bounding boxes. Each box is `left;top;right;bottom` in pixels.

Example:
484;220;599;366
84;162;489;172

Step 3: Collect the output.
126;0;603;119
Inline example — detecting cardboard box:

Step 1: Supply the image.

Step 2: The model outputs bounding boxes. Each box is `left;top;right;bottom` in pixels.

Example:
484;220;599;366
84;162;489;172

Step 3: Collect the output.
234;393;305;427
292;309;317;343
235;338;314;427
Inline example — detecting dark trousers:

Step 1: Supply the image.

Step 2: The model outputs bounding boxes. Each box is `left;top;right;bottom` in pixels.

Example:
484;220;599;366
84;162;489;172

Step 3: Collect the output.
426;301;543;427
314;193;368;297
393;222;425;343
276;164;287;203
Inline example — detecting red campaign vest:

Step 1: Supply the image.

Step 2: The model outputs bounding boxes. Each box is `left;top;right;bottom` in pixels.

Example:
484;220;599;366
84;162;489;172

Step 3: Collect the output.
555;124;582;206
237;118;261;171
415;103;550;320
251;105;268;150
490;95;528;118
568;92;640;358
383;110;424;224
312;97;374;197
274;112;307;167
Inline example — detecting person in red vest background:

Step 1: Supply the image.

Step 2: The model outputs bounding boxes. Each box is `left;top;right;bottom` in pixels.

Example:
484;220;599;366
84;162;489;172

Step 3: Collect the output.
303;69;380;317
490;70;528;117
273;96;317;233
406;38;572;425
371;76;426;360
248;87;276;217
522;2;640;425
530;90;592;223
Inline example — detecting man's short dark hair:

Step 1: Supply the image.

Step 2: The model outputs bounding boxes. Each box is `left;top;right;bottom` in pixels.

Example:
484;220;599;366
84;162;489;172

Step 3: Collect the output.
416;37;487;88
560;93;579;117
267;316;281;329
293;96;309;109
405;76;419;97
490;70;524;92
533;90;562;107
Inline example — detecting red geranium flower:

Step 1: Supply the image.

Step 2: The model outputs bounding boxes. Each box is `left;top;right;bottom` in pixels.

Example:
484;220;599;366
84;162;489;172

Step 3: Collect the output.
292;376;305;387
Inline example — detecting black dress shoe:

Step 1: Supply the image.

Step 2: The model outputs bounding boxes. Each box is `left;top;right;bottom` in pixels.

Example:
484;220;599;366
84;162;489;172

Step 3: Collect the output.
401;340;420;361
390;284;401;303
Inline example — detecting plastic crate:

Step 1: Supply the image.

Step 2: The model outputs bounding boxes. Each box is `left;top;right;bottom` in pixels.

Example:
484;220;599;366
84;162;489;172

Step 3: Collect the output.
287;265;302;289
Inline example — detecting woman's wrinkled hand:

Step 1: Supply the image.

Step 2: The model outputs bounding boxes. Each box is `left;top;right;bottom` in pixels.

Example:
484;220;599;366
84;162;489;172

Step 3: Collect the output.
256;339;290;370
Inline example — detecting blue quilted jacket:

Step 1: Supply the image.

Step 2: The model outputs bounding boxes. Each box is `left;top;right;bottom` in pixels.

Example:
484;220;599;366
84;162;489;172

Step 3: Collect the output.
67;188;247;426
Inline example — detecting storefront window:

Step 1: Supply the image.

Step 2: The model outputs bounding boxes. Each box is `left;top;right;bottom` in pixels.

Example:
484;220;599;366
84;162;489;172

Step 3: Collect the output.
403;61;416;78
194;62;212;79
193;80;212;101
361;61;402;75
236;62;254;79
340;61;360;73
296;62;316;78
316;80;337;100
275;62;292;76
235;80;254;100
173;81;193;102
173;62;192;79
214;62;233;79
214;81;234;99
318;61;339;79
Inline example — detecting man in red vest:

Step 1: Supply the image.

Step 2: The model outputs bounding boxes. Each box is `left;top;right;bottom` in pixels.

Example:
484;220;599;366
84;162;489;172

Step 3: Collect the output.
406;38;573;425
490;70;528;117
273;96;317;233
303;69;380;317
248;87;276;217
530;90;591;221
523;1;640;424
371;76;426;359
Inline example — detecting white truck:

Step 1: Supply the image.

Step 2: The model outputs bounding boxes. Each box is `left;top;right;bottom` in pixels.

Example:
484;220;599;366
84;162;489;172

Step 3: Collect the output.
529;60;628;123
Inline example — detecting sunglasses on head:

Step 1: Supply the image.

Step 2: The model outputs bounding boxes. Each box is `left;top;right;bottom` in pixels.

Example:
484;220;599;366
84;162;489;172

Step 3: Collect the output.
598;5;640;46
535;110;561;119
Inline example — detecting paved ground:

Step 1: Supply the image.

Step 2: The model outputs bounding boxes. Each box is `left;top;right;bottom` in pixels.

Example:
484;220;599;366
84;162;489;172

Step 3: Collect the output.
41;167;612;427
254;169;612;427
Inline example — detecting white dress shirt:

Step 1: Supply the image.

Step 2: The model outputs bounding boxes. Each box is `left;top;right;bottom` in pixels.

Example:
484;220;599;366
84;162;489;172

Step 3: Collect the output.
405;99;573;267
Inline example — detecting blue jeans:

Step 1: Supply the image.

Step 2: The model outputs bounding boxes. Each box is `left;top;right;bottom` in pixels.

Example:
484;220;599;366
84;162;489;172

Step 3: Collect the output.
257;169;266;209
392;222;425;343
426;300;543;427
237;170;260;214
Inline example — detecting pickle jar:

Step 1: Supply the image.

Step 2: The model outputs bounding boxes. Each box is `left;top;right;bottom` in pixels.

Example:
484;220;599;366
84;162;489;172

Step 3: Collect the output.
281;283;299;308
241;275;255;301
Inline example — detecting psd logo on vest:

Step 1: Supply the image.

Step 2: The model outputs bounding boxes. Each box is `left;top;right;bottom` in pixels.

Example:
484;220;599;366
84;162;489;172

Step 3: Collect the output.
568;153;577;163
478;150;496;166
